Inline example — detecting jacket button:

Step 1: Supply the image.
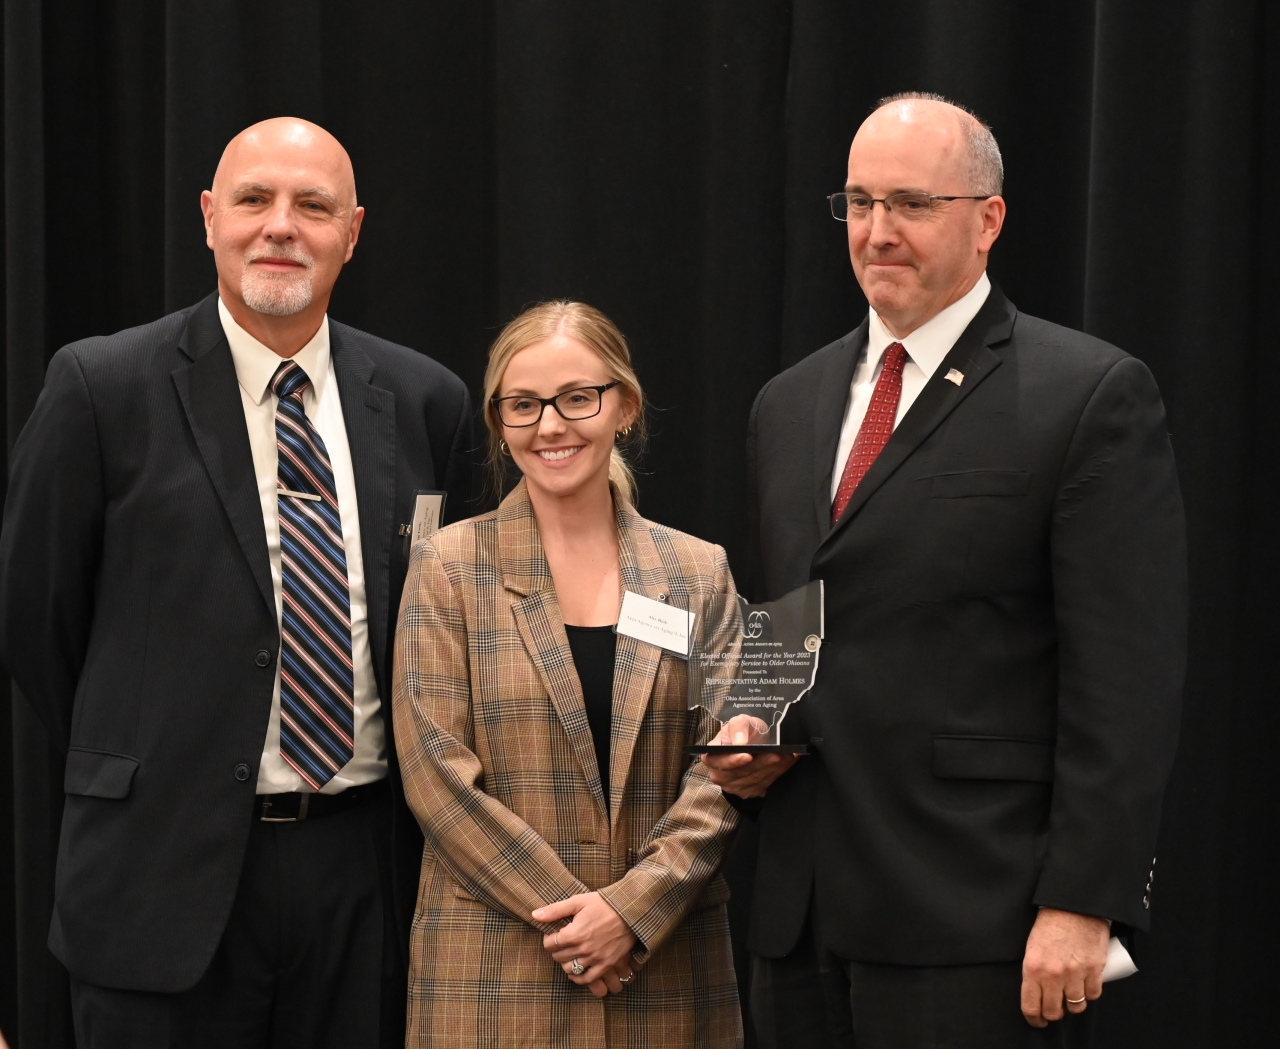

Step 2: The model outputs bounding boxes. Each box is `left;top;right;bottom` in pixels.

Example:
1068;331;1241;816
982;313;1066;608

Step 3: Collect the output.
255;649;272;667
1142;895;1150;909
234;763;251;782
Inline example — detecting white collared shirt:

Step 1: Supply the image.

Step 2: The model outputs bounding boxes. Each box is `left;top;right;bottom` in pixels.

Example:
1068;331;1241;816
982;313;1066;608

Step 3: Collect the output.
218;298;387;794
830;272;992;502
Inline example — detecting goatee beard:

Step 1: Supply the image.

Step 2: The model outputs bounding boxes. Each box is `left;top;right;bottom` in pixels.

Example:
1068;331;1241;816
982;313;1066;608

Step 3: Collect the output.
240;248;315;317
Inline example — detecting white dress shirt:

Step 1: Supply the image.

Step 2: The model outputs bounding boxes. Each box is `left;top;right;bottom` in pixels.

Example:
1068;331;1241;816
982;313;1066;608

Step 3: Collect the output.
218;298;387;794
830;272;992;502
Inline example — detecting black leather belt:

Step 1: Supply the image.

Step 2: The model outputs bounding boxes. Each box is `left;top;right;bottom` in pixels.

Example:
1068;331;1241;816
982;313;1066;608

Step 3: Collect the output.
256;778;388;822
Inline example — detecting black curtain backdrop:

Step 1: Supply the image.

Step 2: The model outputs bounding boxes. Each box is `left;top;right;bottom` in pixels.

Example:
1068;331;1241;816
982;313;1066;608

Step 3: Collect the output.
1;1;1276;1046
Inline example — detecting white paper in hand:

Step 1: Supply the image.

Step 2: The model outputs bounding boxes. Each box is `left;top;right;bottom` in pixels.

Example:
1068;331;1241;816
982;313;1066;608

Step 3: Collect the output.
1101;936;1138;983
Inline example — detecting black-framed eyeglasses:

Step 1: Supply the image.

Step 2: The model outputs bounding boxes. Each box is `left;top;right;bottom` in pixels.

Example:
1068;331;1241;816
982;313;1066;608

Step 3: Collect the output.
491;381;621;427
828;191;992;222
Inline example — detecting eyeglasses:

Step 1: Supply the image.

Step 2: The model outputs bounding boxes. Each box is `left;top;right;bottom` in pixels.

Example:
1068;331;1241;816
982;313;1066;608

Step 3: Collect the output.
828;191;992;222
491;381;621;427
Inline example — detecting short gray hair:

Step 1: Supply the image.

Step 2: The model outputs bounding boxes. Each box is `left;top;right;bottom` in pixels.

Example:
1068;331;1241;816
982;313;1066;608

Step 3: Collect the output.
872;92;1004;197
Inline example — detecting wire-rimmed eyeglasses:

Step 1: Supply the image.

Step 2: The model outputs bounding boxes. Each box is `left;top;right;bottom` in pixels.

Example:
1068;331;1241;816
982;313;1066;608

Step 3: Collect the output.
491;381;621;427
828;191;992;222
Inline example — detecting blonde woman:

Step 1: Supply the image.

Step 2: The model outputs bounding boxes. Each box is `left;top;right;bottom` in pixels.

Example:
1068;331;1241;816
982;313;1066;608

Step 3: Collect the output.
392;302;742;1047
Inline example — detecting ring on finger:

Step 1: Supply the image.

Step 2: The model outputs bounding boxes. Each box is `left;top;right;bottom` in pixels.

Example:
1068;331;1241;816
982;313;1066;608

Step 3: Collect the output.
619;972;634;984
553;930;562;948
571;959;586;976
1066;995;1087;1005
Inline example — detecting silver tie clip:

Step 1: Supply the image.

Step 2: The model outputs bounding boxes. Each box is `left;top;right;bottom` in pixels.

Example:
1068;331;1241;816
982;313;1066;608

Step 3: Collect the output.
944;368;964;386
278;488;322;502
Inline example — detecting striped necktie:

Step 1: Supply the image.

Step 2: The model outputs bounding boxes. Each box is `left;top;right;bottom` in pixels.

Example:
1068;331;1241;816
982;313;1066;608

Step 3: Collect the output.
271;360;354;790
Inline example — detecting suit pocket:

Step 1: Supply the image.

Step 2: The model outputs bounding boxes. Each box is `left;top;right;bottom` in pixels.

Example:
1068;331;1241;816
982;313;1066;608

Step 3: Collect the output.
64;747;140;799
929;470;1031;498
932;735;1053;783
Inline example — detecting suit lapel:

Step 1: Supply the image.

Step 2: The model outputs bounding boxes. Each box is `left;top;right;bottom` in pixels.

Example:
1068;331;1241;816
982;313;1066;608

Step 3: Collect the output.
330;325;397;689
171;295;275;617
608;501;671;825
812;321;868;536
500;485;609;819
823;287;1018;543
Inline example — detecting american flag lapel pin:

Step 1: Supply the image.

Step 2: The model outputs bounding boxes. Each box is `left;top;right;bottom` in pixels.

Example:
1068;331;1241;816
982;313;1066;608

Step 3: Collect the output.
944;368;964;386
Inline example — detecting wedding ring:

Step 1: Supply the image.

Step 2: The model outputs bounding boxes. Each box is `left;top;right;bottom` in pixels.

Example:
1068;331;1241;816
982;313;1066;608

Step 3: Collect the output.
1066;995;1087;1004
571;959;586;976
619;973;634;984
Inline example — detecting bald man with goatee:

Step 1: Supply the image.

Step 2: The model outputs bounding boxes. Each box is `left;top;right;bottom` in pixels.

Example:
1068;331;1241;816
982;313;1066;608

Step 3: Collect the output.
0;118;473;1047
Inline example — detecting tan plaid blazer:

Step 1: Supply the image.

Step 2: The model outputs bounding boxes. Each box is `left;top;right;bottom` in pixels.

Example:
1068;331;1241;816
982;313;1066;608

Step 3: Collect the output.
392;482;743;1048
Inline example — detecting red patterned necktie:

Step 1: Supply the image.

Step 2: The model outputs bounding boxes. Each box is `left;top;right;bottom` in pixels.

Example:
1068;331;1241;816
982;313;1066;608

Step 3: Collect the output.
831;342;909;524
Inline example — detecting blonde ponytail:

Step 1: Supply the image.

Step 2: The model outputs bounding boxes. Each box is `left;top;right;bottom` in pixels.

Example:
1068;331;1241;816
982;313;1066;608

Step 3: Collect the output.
608;447;637;507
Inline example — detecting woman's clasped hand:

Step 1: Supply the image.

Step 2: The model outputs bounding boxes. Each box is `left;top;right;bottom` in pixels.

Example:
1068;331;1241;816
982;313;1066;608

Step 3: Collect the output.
533;892;639;998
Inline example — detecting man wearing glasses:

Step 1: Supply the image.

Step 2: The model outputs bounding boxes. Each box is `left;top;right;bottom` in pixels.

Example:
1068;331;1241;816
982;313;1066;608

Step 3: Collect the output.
705;93;1187;1047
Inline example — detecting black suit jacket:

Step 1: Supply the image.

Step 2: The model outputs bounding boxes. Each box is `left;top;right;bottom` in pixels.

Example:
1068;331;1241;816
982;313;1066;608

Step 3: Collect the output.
0;293;474;992
745;285;1187;965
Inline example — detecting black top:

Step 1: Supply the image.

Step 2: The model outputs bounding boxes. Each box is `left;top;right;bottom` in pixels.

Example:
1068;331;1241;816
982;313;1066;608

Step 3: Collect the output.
565;625;617;808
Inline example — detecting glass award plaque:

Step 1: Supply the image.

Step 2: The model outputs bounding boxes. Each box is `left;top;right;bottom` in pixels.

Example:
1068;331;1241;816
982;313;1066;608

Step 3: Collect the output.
686;580;824;755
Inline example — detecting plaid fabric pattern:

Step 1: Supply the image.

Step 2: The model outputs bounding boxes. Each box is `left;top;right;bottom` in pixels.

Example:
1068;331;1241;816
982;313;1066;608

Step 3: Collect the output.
393;481;743;1048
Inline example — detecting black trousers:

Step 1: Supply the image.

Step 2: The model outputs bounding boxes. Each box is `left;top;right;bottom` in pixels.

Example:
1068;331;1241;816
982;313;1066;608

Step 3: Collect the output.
70;790;402;1049
751;915;1095;1049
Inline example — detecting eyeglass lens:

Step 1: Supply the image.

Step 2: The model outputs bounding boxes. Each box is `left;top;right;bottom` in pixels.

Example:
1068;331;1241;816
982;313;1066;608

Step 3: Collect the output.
830;192;936;221
498;387;603;426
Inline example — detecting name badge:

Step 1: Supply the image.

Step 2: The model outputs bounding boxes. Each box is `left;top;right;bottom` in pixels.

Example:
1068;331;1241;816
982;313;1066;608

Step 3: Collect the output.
400;490;447;562
410;491;447;544
615;590;694;657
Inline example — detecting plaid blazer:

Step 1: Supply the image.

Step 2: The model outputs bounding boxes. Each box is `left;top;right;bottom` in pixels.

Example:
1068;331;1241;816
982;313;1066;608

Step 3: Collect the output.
393;482;743;1048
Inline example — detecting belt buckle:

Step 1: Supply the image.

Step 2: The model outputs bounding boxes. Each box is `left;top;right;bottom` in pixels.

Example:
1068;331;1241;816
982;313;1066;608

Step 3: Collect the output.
260;794;309;822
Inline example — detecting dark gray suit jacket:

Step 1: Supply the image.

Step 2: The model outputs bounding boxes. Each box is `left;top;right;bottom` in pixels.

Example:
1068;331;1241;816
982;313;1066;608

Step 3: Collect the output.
0;293;473;992
745;285;1187;965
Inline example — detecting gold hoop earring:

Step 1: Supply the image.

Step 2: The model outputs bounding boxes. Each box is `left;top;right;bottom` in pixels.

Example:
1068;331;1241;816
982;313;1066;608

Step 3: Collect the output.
499;440;510;456
615;426;632;443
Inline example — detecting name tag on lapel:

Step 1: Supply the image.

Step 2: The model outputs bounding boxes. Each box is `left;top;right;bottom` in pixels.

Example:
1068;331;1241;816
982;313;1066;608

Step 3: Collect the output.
410;491;446;544
400;490;447;562
615;591;694;657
